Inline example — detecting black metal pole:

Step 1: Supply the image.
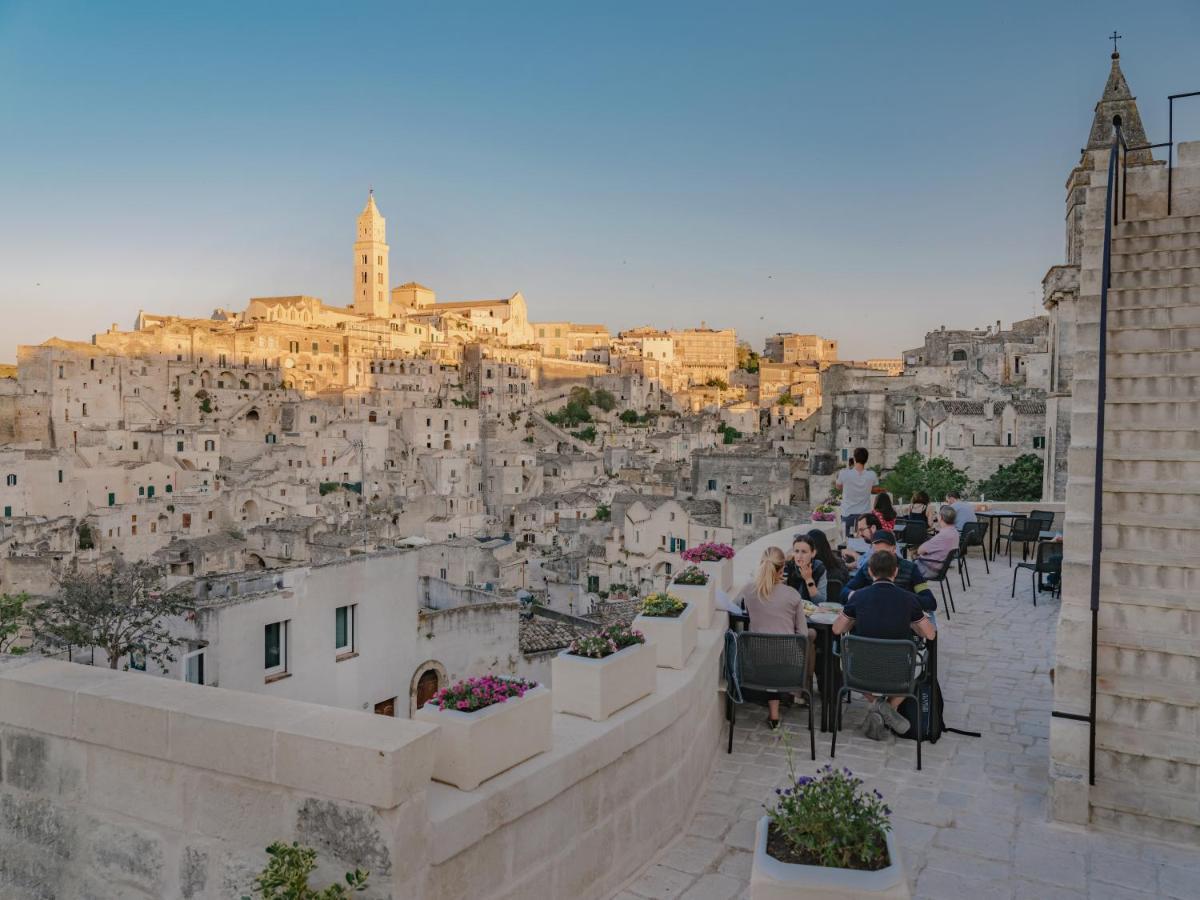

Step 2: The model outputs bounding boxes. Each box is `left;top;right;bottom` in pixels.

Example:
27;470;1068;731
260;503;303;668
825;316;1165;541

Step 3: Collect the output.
1088;117;1120;788
1169;98;1174;216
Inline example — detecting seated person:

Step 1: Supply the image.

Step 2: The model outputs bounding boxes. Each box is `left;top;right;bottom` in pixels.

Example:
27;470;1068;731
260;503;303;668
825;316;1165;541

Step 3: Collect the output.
784;534;827;602
945;490;976;532
733;547;818;730
833;551;936;738
873;491;898;532
840;531;937;611
915;505;959;578
842;513;882;572
905;490;934;527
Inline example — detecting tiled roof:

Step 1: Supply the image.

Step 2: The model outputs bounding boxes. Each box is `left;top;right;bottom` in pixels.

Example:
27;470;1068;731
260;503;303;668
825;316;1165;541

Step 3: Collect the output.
584;597;642;628
519;616;588;654
942;400;985;416
1011;400;1046;415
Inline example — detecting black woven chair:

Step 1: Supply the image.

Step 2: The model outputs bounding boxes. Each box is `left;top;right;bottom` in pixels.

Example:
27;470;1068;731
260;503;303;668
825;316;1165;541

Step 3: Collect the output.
901;519;932;552
831;635;925;770
957;521;990;587
1028;510;1056;537
724;631;815;759
1013;540;1063;604
922;549;959;618
1000;515;1042;565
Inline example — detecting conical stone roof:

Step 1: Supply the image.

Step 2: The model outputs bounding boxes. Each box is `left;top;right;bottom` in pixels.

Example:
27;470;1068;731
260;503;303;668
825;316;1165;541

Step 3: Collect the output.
1087;52;1152;163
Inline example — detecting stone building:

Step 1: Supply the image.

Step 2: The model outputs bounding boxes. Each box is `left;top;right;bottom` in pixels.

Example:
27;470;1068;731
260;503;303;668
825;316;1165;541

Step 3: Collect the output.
763;332;838;364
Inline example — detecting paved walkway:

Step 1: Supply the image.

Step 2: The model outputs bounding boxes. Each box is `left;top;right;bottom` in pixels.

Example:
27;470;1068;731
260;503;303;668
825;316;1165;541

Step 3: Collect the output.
614;552;1200;900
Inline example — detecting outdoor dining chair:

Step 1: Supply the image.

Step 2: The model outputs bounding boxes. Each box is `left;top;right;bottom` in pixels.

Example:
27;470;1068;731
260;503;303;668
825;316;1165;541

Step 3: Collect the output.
900;519;931;554
830;635;925;770
723;631;815;759
1012;539;1063;604
999;515;1042;565
957;521;990;587
923;549;959;619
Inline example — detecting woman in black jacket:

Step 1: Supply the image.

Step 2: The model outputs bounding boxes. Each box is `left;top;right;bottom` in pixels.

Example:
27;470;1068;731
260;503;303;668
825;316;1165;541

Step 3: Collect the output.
784;534;828;602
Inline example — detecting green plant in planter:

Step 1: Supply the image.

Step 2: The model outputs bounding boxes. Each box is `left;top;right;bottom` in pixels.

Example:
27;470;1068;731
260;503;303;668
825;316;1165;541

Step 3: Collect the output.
640;592;686;618
242;841;368;898
765;755;892;872
673;566;709;586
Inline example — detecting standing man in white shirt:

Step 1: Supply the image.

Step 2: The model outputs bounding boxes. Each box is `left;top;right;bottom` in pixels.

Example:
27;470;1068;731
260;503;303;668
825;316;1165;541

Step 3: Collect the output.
837;447;880;538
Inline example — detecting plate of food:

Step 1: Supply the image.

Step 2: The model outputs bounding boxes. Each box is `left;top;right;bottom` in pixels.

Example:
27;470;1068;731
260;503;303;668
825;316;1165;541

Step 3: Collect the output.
818;602;843;614
802;601;818;617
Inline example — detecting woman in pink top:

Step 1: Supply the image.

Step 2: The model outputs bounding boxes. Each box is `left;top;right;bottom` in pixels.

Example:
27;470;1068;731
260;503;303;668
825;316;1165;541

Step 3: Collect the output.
734;547;818;729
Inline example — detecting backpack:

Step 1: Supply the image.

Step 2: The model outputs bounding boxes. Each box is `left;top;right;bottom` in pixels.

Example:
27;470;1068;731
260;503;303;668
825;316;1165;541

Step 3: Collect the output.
896;675;978;743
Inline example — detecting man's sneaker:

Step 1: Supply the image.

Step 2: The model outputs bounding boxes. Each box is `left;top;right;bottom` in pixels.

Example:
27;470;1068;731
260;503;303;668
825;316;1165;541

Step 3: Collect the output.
876;699;911;735
862;708;887;741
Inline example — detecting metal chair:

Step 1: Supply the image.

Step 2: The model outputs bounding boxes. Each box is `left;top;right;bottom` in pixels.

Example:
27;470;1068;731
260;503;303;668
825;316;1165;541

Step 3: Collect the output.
830;635;924;770
901;519;932;552
1000;515;1042;565
723;631;815;759
957;521;990;587
922;549;959;618
1013;540;1063;604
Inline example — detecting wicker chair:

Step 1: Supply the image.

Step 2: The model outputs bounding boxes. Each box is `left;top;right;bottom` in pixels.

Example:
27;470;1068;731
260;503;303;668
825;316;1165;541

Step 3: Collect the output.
724;631;815;759
831;635;925;769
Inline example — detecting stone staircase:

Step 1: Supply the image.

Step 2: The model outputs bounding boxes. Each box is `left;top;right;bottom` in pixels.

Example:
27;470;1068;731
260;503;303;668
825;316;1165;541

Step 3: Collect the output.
1085;214;1200;843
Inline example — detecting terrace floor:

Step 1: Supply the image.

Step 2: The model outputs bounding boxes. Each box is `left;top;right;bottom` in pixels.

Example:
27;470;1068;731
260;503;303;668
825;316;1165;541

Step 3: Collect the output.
612;550;1199;900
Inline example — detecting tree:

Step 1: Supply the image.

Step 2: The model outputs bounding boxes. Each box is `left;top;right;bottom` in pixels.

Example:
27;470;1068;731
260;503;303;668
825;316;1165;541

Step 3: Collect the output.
571;425;597;443
704;377;729;390
243;842;368;899
1;592;29;655
879;452;969;502
737;342;760;373
776;392;795;407
595;504;611;521
976;454;1044;502
592;389;616;412
29;561;190;671
619;409;640;425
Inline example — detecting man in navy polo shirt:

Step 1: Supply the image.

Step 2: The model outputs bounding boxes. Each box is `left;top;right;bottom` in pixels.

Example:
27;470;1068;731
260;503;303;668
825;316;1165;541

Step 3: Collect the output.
833;551;936;738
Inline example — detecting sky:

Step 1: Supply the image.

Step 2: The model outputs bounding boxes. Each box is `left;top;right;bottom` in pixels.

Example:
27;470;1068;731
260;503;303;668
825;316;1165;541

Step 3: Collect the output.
1;2;1198;362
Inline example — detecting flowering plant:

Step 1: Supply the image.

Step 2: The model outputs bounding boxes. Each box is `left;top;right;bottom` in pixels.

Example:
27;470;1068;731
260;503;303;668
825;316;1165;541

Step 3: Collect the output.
640;592;687;618
430;675;538;713
566;624;645;659
673;566;709;586
680;542;734;563
766;762;892;871
811;504;837;522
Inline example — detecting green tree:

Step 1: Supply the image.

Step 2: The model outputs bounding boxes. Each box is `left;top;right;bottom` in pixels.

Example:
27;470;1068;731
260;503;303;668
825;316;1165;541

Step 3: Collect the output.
776;392;795;407
704;377;729;390
976;454;1044;502
595;504;611;521
619;409;640;425
571;425;597;443
879;452;969;502
30;562;190;671
243;842;368;899
1;592;29;655
592;389;616;412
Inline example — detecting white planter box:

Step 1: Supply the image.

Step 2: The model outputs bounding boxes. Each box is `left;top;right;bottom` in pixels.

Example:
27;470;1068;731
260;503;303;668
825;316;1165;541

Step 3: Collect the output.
671;580;716;629
632;601;698;669
414;683;552;791
697;557;734;591
750;816;909;899
551;641;655;721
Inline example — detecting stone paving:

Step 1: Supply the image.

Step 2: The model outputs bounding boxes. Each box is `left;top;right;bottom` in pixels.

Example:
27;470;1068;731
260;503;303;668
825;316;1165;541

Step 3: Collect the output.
613;553;1200;900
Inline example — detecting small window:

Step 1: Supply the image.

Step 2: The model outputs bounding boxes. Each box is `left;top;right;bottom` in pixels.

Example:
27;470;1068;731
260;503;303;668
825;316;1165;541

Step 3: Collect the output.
204;440;215;452
707;479;717;491
1033;436;1046;449
5;474;15;486
184;649;206;685
3;506;9;518
264;621;288;676
108;492;116;506
177;441;185;452
743;512;753;525
138;486;145;496
57;470;63;483
182;513;191;528
165;484;173;493
335;604;356;655
132;441;139;450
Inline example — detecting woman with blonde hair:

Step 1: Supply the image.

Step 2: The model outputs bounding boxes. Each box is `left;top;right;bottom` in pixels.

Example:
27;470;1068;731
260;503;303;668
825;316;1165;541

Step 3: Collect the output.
733;546;818;729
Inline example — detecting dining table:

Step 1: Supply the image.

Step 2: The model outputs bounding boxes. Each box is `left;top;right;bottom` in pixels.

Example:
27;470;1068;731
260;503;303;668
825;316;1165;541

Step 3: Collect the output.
976;510;1023;561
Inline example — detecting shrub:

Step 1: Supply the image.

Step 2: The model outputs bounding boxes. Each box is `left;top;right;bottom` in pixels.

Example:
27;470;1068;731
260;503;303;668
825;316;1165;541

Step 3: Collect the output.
640;593;687;618
243;840;368;898
571;425;597;443
976;453;1043;502
673;566;709;586
431;675;537;713
619;409;640;425
765;762;892;872
594;504;611;521
566;624;645;659
681;542;735;563
593;388;616;412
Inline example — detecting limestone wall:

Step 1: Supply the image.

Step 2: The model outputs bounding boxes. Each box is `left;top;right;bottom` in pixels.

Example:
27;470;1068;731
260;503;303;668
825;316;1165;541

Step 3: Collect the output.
0;622;723;899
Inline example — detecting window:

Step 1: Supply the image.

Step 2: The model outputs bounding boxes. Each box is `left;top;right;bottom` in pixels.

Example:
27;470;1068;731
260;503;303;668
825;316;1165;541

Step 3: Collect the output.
165;484;173;493
57;470;63;483
707;479;717;491
743;512;753;525
177;441;185;452
3;506;9;518
182;513;191;528
183;649;205;685
312;342;319;353
1033;436;1046;449
1006;432;1013;447
108;492;116;506
132;441;139;450
138;486;145;496
5;474;14;486
335;604;356;656
204;440;215;452
264;621;288;677
310;415;318;424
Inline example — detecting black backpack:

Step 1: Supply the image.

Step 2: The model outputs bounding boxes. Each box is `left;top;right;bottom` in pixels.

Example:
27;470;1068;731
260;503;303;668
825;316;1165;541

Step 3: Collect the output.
897;675;977;743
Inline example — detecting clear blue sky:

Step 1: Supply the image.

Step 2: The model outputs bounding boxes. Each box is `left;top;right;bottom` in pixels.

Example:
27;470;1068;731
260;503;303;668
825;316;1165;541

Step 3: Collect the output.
1;1;1198;361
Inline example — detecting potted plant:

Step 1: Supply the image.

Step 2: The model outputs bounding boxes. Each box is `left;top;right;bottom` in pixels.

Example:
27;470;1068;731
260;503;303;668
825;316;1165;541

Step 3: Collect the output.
751;763;908;899
414;675;551;791
811;504;838;522
551;624;654;721
680;542;735;591
631;592;697;669
671;566;718;629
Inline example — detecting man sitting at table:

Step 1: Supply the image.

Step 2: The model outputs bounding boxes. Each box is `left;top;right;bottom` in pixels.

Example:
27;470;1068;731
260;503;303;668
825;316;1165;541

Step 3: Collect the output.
840;531;937;611
915;505;959;578
833;551;936;739
842;513;882;573
945;490;976;532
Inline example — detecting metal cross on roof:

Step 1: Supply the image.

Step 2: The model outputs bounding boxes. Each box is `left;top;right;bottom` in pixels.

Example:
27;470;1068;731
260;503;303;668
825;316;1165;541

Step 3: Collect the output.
1110;30;1122;55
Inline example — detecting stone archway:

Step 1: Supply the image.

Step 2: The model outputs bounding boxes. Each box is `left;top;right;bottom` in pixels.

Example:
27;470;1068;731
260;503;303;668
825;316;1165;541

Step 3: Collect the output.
408;660;448;716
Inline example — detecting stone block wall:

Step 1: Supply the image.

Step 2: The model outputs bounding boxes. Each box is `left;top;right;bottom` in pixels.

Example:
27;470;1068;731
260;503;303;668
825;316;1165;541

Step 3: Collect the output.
0;620;724;898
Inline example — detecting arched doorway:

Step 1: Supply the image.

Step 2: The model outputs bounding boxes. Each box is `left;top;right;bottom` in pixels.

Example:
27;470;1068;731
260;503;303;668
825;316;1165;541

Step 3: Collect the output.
241;499;260;523
408;660;448;715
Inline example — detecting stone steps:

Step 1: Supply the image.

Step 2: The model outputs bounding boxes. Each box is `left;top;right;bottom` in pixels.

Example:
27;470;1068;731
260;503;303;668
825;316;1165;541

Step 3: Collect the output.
1096;585;1200;614
1110;305;1200;331
1116;214;1200;237
1099;627;1200;661
1113;228;1200;253
1111;247;1200;271
1108;284;1200;308
1090;800;1200;846
1108;323;1200;352
1096;670;1200;708
1107;348;1200;376
1102;455;1200;483
1106;428;1200;452
1110;266;1200;290
1101;488;1200;518
1101;396;1200;426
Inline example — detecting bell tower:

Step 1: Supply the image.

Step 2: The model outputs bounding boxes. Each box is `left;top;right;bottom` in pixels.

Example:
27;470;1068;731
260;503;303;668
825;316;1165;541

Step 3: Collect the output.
353;190;389;317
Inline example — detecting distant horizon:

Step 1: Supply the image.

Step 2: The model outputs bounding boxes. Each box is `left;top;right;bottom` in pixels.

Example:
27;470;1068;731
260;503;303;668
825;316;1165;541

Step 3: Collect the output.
2;1;1198;362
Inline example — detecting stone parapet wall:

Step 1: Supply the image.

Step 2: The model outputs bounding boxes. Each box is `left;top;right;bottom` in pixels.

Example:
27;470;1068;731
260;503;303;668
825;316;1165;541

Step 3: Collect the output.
0;625;723;898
